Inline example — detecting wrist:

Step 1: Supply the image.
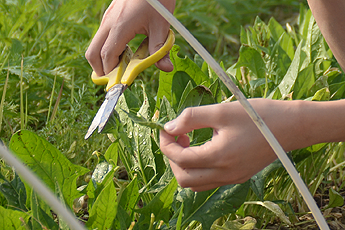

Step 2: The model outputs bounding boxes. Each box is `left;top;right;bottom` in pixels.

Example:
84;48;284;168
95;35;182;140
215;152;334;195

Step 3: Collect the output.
299;99;345;146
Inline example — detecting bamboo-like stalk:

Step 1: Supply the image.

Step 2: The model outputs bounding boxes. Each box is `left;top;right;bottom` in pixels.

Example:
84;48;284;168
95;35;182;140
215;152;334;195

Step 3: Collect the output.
0;145;85;230
145;0;329;229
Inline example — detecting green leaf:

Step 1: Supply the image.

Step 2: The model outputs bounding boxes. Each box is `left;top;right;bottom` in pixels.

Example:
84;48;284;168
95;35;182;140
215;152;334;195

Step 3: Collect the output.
157;45;210;109
178;85;215;115
9;130;89;207
268;42;303;99
91;159;114;186
0;173;27;211
136;177;178;224
176;202;184;230
307;75;329;97
330;82;345;100
31;191;58;230
0;205;27;229
293;65;315;99
86;181;118;230
124;110;164;130
245;201;291;225
177;80;195;112
104;142;119;166
312;87;330;101
55;181;69;230
268;17;294;60
118;176;139;215
326;188;344;208
250;160;282;201
234;46;266;79
114;176;139;229
159;96;177;124
179;181;250;230
209;78;223;103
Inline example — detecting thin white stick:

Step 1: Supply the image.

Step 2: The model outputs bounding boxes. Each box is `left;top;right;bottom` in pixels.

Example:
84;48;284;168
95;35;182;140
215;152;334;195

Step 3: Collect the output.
145;0;329;229
0;145;86;230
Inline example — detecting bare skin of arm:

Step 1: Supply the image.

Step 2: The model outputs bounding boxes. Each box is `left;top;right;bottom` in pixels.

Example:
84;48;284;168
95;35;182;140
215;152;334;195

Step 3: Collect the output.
307;0;345;71
160;1;345;192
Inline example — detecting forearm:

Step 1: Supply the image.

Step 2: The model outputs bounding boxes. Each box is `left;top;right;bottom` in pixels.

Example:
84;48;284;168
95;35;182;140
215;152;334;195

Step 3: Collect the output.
307;0;345;71
298;99;345;147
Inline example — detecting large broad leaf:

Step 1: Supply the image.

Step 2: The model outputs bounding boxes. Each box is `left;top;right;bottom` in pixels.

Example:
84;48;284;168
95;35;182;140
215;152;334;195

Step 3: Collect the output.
86;181;118;230
0;172;27;211
0;205;27;229
157;45;210;109
178;181;250;230
9;130;89;207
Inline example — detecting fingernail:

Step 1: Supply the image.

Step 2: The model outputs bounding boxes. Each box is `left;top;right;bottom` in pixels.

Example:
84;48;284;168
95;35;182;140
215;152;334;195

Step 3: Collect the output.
164;120;176;131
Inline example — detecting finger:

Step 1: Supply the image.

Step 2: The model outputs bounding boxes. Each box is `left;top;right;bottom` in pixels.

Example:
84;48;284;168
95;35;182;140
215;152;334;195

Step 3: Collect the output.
101;28;136;74
176;134;190;148
189;183;225;192
85;28;109;76
164;105;221;136
160;130;220;168
169;159;249;190
169;160;217;188
148;27;173;72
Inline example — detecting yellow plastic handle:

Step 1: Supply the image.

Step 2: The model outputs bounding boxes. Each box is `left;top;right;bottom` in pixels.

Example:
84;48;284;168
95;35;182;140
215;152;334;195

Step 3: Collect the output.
90;29;175;91
121;29;175;86
91;46;133;91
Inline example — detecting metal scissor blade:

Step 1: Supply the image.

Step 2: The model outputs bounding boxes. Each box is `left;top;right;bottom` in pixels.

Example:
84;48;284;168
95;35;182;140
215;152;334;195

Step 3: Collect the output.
97;84;126;133
84;98;110;139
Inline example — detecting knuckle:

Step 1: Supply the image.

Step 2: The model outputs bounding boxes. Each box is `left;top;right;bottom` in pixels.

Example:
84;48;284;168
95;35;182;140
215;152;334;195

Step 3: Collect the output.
176;177;189;188
179;107;194;125
100;49;110;60
85;49;96;62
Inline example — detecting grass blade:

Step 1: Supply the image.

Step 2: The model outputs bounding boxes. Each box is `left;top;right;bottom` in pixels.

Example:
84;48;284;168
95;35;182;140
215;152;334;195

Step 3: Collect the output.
50;77;64;122
47;74;57;124
20;55;24;130
0;62;10;133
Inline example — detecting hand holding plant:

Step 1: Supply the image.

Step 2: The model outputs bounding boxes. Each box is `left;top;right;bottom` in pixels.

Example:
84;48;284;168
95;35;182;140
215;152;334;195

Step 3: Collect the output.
160;99;345;192
85;0;175;76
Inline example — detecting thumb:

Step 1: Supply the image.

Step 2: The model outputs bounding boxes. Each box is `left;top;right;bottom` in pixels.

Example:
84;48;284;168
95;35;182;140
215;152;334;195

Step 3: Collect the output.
164;106;219;136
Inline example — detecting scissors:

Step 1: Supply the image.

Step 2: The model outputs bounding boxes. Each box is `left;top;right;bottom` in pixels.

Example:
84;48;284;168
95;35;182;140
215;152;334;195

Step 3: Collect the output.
85;29;175;139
